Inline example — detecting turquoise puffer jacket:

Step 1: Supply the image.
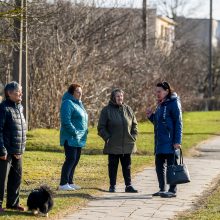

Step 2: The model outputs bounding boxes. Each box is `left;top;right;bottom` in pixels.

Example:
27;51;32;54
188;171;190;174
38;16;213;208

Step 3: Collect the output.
60;92;88;147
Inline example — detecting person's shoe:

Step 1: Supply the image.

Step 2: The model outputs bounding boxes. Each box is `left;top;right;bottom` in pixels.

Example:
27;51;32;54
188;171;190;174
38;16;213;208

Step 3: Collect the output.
152;191;166;196
125;185;138;193
69;184;81;190
109;186;116;192
58;184;75;191
6;204;25;211
0;206;5;213
160;191;176;198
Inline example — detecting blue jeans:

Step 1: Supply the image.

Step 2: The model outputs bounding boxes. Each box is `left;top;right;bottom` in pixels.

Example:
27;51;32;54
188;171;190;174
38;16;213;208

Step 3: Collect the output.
155;153;177;193
60;141;81;185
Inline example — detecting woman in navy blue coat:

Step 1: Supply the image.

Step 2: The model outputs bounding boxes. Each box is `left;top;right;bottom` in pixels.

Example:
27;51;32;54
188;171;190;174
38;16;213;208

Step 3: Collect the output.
147;82;182;198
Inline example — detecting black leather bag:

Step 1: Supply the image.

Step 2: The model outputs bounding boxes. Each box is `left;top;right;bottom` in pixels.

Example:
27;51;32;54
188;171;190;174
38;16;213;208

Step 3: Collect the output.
166;149;190;185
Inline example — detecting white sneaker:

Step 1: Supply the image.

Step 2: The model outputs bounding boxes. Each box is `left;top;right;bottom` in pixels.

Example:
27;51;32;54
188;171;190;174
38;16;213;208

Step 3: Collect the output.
58;184;75;191
69;184;81;190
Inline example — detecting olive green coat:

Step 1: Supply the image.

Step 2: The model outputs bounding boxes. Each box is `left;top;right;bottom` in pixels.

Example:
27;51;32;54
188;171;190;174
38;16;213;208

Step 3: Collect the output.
97;102;138;154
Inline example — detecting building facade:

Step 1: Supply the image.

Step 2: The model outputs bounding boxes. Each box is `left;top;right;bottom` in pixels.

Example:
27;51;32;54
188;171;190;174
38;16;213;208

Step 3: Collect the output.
175;17;220;50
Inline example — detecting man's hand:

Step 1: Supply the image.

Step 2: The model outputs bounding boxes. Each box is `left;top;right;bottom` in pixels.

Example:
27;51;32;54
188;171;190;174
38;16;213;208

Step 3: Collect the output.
174;144;181;149
0;155;7;160
14;154;22;160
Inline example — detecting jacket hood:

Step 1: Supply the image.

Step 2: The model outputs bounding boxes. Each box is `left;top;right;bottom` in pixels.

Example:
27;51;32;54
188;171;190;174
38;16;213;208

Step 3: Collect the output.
164;92;179;103
62;92;80;103
108;100;124;108
109;88;124;107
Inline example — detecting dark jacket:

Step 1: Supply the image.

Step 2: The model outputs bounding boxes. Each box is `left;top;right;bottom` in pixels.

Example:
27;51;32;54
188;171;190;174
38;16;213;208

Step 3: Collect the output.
148;93;182;154
0;99;27;156
97;101;138;154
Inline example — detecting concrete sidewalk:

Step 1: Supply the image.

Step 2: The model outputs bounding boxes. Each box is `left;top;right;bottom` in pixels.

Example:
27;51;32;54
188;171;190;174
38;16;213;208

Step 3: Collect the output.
61;136;220;220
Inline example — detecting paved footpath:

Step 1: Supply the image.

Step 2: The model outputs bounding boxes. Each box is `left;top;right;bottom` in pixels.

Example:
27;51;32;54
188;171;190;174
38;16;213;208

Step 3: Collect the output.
61;136;220;220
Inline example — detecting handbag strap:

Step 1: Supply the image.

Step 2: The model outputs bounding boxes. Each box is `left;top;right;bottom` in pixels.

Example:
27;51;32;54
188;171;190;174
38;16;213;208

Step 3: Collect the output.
173;148;184;165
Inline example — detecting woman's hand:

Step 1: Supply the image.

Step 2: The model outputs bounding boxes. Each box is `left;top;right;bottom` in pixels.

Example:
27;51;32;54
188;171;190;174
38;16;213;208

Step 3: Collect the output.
14;154;22;160
146;108;153;118
174;144;181;149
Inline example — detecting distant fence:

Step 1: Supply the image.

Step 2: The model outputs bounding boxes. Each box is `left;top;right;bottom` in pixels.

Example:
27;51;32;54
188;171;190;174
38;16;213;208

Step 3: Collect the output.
196;97;220;111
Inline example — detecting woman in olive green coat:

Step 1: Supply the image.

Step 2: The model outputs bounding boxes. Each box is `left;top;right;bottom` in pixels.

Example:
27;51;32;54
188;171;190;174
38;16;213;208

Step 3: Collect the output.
97;89;138;193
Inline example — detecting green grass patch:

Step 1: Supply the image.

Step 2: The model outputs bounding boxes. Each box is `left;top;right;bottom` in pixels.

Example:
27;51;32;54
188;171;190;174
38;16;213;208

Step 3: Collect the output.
0;111;220;219
178;181;220;220
1;152;153;219
26;111;220;156
182;111;220;152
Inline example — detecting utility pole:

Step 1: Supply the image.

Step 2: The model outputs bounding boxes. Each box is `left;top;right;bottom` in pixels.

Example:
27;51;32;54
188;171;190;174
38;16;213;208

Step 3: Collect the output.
12;0;28;125
22;0;28;126
142;0;147;51
12;0;22;83
208;0;213;109
19;0;24;84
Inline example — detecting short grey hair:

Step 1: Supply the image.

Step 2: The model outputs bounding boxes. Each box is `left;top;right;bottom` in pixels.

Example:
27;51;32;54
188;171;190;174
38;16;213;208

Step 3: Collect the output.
4;81;20;98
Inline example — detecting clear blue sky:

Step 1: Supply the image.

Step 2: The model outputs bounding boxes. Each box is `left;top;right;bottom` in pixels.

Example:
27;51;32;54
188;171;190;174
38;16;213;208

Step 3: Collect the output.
92;0;220;20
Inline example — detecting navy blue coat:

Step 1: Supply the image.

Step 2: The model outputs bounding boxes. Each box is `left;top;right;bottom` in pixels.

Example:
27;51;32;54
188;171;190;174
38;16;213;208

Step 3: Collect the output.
148;93;183;154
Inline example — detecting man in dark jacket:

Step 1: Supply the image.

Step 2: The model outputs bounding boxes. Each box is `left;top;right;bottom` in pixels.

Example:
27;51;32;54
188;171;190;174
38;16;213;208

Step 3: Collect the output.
98;89;138;193
0;81;27;212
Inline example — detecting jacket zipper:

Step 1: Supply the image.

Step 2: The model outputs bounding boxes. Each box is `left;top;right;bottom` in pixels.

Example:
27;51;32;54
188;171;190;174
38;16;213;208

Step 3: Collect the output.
120;106;125;155
155;106;159;151
17;106;24;150
162;105;171;138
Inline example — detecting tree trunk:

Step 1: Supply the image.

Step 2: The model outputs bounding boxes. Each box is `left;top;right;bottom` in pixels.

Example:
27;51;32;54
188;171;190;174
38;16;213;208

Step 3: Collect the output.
142;0;147;51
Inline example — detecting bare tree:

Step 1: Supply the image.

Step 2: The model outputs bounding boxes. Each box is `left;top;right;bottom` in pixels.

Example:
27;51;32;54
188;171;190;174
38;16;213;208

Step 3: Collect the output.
1;0;216;128
142;0;147;51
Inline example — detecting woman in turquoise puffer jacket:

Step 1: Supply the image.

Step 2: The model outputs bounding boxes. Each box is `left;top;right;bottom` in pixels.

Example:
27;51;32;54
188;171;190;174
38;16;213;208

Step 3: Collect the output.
147;81;182;198
59;83;88;191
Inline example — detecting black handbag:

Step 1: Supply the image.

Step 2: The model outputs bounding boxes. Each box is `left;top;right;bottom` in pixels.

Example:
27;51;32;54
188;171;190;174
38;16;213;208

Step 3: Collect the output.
166;148;190;185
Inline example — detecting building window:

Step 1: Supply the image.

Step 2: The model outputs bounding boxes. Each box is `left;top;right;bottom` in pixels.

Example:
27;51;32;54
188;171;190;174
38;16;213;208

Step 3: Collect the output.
161;25;164;38
165;27;169;41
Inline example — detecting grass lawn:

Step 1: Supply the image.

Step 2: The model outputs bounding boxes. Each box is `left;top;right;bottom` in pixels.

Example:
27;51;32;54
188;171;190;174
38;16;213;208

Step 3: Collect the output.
0;111;220;219
178;179;220;220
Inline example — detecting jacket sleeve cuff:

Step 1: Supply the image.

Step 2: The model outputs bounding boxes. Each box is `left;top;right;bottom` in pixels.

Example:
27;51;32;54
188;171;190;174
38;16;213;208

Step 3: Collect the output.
0;146;7;157
148;114;154;123
104;135;110;141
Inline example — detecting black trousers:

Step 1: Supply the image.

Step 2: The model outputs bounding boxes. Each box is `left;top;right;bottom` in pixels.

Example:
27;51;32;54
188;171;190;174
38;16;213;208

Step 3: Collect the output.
155;153;177;193
0;155;22;207
108;154;131;187
60;141;81;185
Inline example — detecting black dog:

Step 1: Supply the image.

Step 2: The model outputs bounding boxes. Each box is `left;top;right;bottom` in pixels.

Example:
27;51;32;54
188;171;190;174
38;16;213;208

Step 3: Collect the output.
27;185;54;217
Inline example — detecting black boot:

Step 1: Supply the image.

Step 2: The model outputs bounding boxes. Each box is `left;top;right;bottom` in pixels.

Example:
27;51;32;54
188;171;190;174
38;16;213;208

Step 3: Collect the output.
125;185;138;193
109;186;116;193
